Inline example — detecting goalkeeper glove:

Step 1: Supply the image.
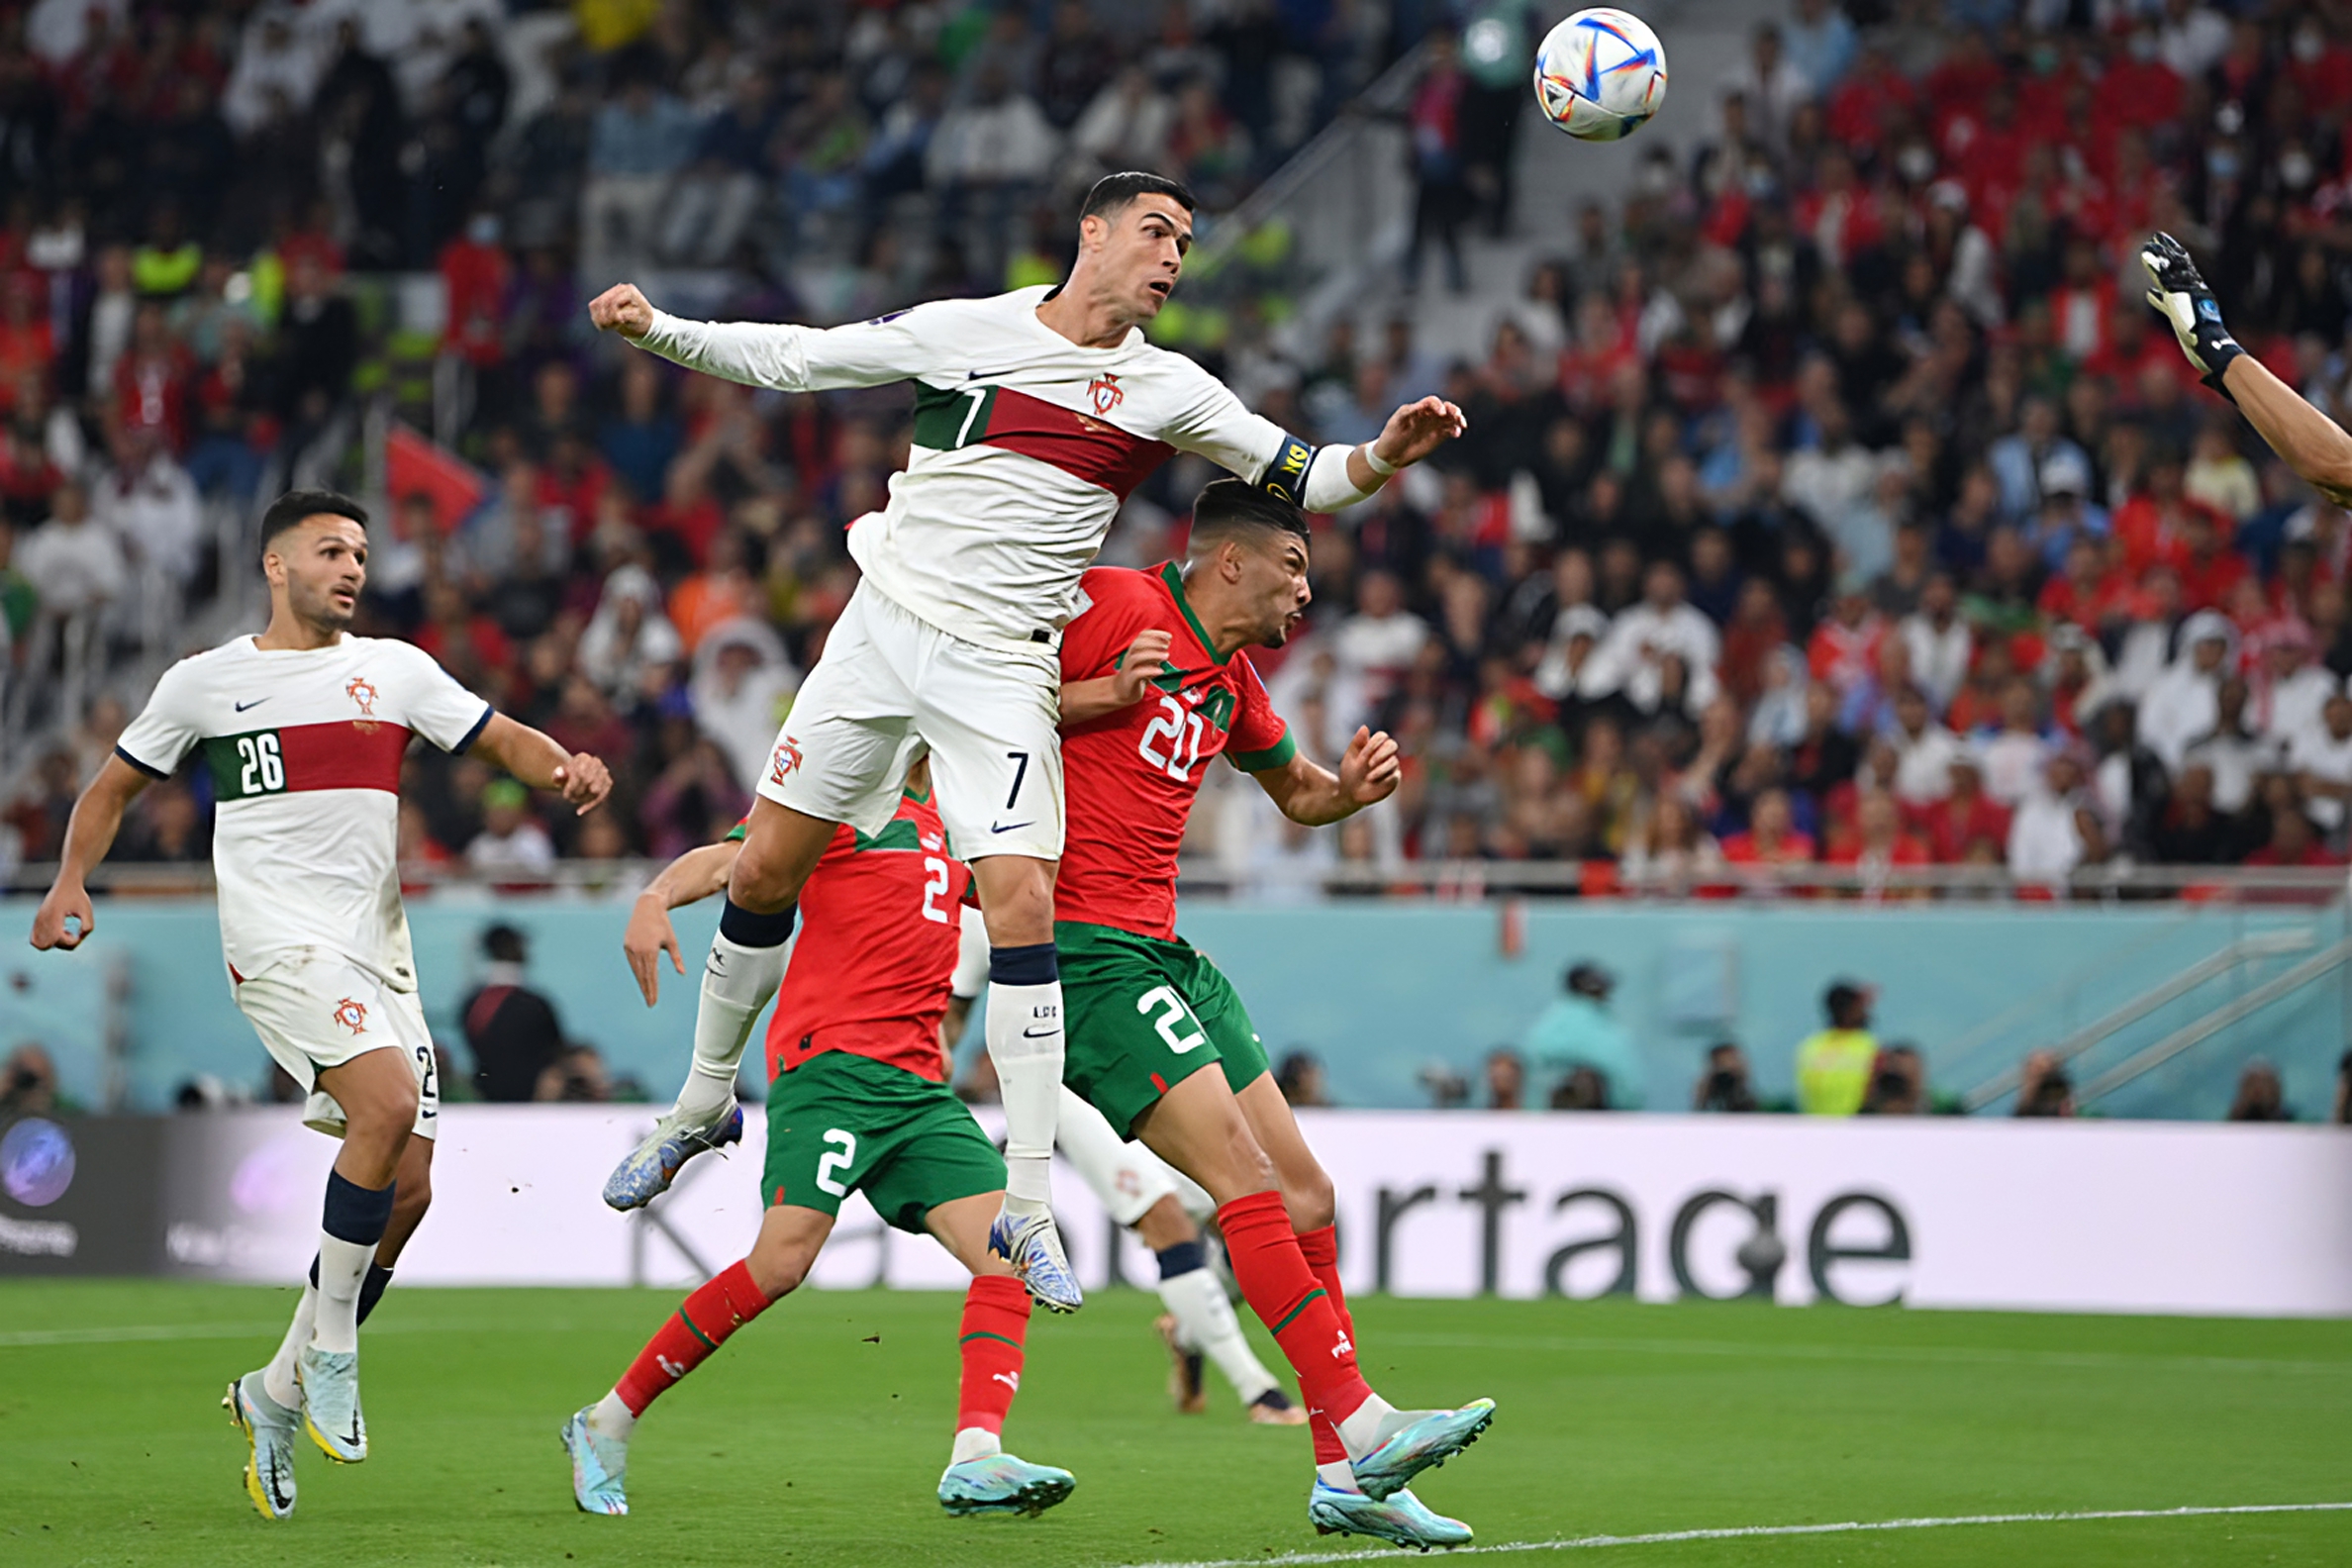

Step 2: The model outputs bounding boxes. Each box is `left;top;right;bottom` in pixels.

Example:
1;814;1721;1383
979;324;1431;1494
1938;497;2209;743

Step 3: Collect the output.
2141;230;2245;402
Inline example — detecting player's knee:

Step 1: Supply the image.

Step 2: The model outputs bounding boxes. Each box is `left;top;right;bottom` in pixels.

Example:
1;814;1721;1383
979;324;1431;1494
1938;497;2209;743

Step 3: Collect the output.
975;859;1055;947
745;1239;814;1299
1132;1194;1197;1252
1281;1167;1335;1233
728;847;802;913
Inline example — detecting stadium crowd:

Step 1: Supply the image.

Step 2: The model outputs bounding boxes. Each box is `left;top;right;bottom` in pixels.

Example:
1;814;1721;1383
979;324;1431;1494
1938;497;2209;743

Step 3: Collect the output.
7;1;2352;900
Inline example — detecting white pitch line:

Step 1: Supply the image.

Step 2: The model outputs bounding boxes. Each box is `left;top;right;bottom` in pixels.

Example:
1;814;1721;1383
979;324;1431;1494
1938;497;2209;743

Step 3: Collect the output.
1111;1501;2352;1568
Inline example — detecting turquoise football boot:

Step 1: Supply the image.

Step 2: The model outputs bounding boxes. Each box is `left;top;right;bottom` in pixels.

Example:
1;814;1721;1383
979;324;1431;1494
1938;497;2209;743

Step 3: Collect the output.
560;1407;631;1516
1310;1480;1474;1550
1349;1399;1496;1501
938;1453;1077;1517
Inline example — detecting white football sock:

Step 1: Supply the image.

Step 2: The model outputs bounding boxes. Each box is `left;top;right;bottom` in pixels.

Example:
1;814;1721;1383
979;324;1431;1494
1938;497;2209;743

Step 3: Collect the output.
1157;1265;1278;1404
1317;1460;1362;1494
672;928;793;1124
261;1280;317;1409
986;979;1064;1210
1334;1394;1408;1460
950;1426;1002;1464
311;1232;373;1355
588;1389;637;1439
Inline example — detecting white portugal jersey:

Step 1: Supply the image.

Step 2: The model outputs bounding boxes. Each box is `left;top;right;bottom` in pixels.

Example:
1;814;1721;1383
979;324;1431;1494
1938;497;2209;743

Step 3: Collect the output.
637;285;1311;650
114;635;493;991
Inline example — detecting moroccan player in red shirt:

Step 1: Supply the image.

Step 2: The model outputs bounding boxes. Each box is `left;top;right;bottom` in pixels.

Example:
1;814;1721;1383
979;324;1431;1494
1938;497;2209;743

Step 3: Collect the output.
559;763;1073;1520
1052;479;1490;1549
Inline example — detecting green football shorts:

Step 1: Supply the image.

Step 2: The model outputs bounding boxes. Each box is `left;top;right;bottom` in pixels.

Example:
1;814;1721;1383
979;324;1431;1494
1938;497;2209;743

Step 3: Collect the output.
1055;921;1271;1137
762;1050;1005;1234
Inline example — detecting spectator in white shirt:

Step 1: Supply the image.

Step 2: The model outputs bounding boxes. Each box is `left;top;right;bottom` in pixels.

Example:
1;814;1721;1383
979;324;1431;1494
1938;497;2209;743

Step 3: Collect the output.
2292;692;2352;833
1899;571;1972;713
2253;626;2336;755
1532;604;1608;702
1331;568;1429;711
1890;685;1963;806
2181;677;2270;816
1782;400;1878;546
15;481;125;618
2009;750;2107;886
689;617;800;794
1717;22;1813;151
2138;611;2237;774
1975;678;2052;806
1581;559;1722;711
468;778;555;876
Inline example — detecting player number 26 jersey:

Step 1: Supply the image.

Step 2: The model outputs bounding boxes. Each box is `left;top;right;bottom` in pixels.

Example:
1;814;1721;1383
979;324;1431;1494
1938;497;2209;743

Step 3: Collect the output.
1055;564;1295;940
114;635;492;991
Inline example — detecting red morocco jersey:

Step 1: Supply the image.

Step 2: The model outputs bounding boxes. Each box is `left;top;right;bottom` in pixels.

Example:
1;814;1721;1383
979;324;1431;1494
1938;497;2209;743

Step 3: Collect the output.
1056;563;1296;940
754;788;972;1081
113;634;492;991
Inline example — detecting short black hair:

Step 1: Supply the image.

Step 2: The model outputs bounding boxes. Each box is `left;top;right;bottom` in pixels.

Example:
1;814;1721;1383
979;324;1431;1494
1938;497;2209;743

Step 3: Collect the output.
1189;478;1308;550
259;488;368;564
483;923;527;963
1080;171;1196;225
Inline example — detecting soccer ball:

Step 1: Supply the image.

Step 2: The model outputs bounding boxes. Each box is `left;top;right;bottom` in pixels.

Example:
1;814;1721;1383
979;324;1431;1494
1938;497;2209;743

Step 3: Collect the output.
1533;8;1668;143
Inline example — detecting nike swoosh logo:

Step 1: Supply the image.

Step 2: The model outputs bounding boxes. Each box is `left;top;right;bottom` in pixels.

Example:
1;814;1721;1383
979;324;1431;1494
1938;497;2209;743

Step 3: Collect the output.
991;820;1033;833
967;368;1019;380
235;698;269;712
1022;1026;1059;1038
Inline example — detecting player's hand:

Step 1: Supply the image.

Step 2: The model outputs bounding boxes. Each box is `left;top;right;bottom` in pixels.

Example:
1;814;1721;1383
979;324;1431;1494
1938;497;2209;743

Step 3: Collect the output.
1110;629;1174;709
553;753;614;816
1370;396;1468;472
2141;232;2245;394
1336;726;1402;808
623;894;683;1007
30;880;93;951
588;283;656;341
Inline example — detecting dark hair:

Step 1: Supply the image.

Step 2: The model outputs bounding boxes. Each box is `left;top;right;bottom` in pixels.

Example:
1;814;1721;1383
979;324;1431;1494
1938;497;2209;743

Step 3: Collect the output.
482;923;527;963
1079;171;1196;225
1189;478;1308;549
259;488;368;564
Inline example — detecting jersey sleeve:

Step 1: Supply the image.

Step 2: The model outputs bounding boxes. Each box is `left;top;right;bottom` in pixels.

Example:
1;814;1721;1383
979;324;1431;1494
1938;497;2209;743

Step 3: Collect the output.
637;302;949;393
1225;654;1297;772
114;658;206;778
1153;359;1306;495
382;640;495;753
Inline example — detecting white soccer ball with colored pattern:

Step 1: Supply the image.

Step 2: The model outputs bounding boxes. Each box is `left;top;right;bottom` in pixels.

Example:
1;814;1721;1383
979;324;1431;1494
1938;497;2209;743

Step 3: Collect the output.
1533;8;1668;143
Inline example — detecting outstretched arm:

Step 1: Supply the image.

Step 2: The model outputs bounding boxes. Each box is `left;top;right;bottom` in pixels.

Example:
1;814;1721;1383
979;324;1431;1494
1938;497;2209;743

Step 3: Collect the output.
1059;629;1174;727
30;755;151;950
2143;232;2352;505
2218;356;2352;506
1251;726;1401;827
469;712;612;816
623;840;744;1007
589;283;939;394
1300;396;1469;513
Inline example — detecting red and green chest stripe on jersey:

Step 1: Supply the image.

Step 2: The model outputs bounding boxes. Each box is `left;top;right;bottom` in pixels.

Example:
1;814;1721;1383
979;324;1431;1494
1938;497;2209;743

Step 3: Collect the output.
913;380;1173;500
200;721;411;802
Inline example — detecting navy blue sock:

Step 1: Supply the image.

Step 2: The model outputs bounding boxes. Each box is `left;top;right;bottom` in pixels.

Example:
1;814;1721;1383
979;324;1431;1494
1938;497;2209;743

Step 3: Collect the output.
1154;1237;1208;1281
990;941;1058;985
322;1172;396;1246
720;896;798;947
356;1263;394;1325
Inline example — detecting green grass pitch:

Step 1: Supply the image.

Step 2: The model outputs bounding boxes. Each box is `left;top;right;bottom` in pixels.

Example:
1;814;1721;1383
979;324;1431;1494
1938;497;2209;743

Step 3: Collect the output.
3;1280;2348;1566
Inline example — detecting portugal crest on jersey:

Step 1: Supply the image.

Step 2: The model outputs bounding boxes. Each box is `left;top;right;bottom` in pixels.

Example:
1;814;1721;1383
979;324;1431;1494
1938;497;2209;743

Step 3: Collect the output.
1087;372;1124;416
770;734;805;785
344;676;378;715
331;997;369;1034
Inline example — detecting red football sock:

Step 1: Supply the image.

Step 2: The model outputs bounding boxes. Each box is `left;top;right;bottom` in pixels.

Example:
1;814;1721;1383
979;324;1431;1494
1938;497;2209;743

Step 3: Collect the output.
615;1260;772;1417
1218;1191;1372;1429
1296;1224;1353;1467
957;1274;1031;1435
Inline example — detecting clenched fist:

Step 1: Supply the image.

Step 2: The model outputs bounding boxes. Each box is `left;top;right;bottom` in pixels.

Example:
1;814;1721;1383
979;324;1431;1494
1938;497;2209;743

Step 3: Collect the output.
588;283;656;341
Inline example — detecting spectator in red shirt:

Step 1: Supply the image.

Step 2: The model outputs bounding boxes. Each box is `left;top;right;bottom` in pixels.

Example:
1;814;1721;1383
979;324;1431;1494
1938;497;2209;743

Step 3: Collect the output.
112;302;192;452
1920;752;2011;863
1808;576;1887;698
1722;786;1818;871
1830;788;1931;899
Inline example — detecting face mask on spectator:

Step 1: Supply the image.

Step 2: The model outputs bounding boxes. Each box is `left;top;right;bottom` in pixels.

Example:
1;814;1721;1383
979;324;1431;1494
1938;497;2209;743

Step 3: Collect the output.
2296;27;2325;63
2207;147;2241;182
2282;150;2315;190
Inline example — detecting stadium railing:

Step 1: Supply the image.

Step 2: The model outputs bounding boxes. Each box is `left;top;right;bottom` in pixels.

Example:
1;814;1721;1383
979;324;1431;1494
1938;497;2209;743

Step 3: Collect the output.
10;858;2347;905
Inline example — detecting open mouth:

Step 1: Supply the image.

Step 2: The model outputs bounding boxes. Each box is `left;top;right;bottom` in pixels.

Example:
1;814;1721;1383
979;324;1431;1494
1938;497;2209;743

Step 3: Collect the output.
1146;279;1172;301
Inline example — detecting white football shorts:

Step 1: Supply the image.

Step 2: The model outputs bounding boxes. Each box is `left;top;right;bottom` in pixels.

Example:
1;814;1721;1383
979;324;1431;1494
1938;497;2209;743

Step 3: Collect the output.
235;950;440;1141
1054;1085;1212;1227
756;581;1065;861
